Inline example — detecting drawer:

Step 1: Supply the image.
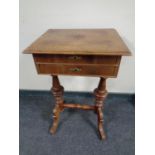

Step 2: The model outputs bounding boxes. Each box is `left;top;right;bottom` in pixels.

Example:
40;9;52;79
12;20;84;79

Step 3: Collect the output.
35;63;119;77
33;54;121;66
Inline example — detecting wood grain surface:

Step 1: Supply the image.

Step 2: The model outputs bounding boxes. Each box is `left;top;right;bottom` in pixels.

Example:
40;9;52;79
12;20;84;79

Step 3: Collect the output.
24;29;131;56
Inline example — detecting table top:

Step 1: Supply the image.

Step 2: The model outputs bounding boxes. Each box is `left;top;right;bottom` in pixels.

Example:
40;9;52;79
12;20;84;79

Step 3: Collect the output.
23;29;131;56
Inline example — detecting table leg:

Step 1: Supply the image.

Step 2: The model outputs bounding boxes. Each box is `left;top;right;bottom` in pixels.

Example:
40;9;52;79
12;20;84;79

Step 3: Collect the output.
50;75;64;134
94;77;108;140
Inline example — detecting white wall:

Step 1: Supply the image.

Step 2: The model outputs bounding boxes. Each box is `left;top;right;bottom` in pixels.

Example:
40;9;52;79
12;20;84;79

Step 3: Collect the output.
19;0;135;93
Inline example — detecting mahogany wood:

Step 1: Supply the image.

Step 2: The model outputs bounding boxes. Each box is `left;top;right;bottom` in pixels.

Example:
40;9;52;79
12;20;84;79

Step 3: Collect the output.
63;103;95;110
24;29;131;56
49;76;64;134
33;54;120;65
23;29;131;140
94;77;108;139
36;63;119;77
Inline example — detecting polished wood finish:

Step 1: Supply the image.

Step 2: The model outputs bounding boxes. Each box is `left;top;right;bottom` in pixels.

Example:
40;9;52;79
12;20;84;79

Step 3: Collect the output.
33;54;121;77
50;76;64;134
63;103;95;110
36;63;119;77
23;29;131;140
33;54;120;65
24;29;131;56
50;75;108;139
94;77;108;139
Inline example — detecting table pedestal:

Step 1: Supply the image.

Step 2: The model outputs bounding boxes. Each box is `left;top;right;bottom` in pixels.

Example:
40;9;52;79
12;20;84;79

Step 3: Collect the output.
49;75;107;140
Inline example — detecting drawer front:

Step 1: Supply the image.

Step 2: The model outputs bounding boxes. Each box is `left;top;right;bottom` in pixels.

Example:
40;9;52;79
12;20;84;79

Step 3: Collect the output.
33;54;120;66
36;63;119;77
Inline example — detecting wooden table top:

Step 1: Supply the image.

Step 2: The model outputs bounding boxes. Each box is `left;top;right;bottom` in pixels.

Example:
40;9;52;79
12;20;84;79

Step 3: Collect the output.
23;29;131;56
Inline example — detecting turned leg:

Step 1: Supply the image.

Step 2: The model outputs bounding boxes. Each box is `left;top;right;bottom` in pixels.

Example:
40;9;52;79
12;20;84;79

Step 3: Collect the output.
94;77;108;140
50;75;64;134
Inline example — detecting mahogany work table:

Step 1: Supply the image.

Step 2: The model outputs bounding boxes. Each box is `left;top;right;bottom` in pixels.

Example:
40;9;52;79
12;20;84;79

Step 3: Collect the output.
23;29;131;140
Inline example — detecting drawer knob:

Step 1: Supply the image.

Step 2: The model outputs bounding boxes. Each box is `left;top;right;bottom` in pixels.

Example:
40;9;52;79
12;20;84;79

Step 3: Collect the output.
70;68;81;72
69;56;81;60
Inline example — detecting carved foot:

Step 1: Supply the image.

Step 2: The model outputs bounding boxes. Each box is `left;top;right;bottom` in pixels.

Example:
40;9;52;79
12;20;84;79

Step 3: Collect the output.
50;104;61;134
97;107;106;140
